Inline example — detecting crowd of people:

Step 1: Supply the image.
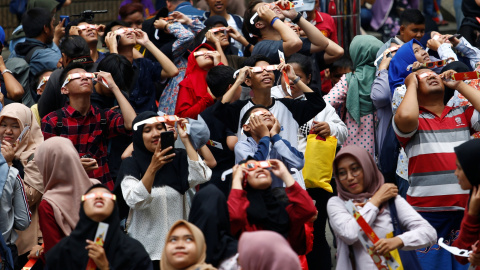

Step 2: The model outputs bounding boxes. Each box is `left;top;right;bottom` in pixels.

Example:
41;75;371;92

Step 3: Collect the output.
1;0;480;269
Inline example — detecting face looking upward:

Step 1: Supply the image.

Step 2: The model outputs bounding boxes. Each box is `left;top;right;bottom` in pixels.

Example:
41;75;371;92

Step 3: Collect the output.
77;22;98;44
412;43;430;63
245;60;275;90
337;155;365;195
60;68;94;96
416;69;444;96
82;187;116;222
165;224;198;269
244;160;273;190
195;48;215;70
111;25;136;46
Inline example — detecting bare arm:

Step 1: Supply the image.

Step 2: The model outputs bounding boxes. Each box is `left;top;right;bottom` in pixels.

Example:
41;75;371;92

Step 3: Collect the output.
296;16;329;52
135;30;179;79
96;71;136;130
258;5;302;57
198;145;217;168
323;39;344;64
394;72;419;134
0;56;24;101
442;70;480;111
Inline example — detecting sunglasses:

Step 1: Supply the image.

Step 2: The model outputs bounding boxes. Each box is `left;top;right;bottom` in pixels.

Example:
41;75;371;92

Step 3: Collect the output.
77;24;97;31
114;28;135;35
221;160;272;181
210;27;228;33
249;0;304;24
133;115;180;131
417;71;438;80
193;51;216;57
438;237;472;257
61;73;95;88
81;192;116;202
37;76;50;90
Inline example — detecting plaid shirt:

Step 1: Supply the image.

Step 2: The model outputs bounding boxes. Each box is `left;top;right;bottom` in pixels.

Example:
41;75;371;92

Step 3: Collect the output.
41;104;131;187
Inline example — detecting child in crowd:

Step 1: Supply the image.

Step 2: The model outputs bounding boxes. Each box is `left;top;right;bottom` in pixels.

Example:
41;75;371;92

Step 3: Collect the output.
236;105;305;188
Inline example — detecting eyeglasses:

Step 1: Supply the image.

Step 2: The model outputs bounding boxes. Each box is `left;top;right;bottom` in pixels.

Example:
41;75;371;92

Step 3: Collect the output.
77;24;97;31
210;27;228;34
244;110;273;126
337;166;362;181
438;237;472;257
423;59;450;69
37;76;50;90
251;65;278;73
417;71;438;80
133;115;180;131
114;28;135;35
81;192;116;202
243;160;272;171
193;51;215;57
61;73;96;88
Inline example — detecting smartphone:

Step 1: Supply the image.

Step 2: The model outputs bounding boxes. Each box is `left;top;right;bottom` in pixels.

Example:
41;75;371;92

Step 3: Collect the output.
116;35;121;44
81;154;92;159
448;34;462;41
161;131;175;157
59;15;70;27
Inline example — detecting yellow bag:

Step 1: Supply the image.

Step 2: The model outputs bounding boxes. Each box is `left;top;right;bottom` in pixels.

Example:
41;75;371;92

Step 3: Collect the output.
302;134;337;192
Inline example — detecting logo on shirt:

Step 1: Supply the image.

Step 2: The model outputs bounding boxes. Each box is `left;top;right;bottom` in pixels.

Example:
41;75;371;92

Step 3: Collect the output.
455;117;465;126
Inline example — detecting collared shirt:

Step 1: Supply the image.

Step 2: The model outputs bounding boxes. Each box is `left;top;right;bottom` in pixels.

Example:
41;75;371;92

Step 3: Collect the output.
41;104;131;186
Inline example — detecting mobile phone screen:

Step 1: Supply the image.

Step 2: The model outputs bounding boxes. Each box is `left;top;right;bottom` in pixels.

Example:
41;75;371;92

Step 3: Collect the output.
161;131;175;157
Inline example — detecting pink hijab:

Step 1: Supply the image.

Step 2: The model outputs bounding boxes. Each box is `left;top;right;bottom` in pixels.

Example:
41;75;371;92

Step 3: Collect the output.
333;145;384;201
35;137;100;235
238;231;301;270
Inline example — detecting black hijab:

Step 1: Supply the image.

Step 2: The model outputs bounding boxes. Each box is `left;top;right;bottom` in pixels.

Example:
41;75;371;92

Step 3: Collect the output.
114;112;189;219
46;184;152;270
454;139;480;187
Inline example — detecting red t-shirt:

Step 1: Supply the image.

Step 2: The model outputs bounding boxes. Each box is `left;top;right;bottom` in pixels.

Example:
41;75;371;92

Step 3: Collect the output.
313;11;338;43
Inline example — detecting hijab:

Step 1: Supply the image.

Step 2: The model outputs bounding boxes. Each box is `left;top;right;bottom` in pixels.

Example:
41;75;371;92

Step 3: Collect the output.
115;112;189;218
345;35;383;124
454;139;480;187
161;220;216;270
388;39;423;95
0;103;44;193
46;184;152;270
238;231;301;270
178;43;216;96
333;145;384;202
35;137;100;235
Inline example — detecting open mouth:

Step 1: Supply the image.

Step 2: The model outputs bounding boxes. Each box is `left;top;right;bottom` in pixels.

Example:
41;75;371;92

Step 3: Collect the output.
262;77;272;84
94;200;104;207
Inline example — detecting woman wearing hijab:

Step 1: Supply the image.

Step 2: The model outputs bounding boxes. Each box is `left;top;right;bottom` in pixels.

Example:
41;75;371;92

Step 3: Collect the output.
453;139;480;267
34;137;100;256
324;35;383;156
238;231;301;270
0;104;44;260
175;43;225;119
156;11;204;115
161;220;216;270
327;145;436;270
228;159;316;254
117;112;211;266
46;184;153;269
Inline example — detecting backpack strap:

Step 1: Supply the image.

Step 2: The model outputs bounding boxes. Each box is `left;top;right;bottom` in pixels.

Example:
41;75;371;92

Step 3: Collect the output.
55;109;63;136
99;109;107;137
24;46;46;64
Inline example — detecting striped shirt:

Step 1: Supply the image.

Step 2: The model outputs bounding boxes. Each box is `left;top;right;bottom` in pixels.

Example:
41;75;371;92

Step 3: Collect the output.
393;105;480;212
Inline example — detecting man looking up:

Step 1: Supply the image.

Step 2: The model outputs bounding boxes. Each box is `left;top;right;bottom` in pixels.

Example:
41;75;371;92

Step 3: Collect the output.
41;66;136;190
394;69;480;270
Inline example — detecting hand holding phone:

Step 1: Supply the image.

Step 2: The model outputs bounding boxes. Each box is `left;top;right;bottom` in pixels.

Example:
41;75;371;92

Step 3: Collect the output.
161;131;175;157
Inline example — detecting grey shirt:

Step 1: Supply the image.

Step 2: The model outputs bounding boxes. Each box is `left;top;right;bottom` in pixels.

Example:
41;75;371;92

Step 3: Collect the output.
0;167;31;245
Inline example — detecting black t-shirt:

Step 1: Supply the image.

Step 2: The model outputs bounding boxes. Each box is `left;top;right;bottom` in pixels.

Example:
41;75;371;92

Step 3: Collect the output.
252;37;312;63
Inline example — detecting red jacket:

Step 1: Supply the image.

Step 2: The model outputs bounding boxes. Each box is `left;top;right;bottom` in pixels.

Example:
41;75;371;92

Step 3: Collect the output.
228;182;316;253
453;206;480;268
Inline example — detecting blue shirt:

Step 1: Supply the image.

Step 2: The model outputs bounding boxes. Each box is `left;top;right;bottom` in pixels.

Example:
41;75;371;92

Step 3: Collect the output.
171;2;204;21
9;38;61;77
130;58;163;113
234;135;305;188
